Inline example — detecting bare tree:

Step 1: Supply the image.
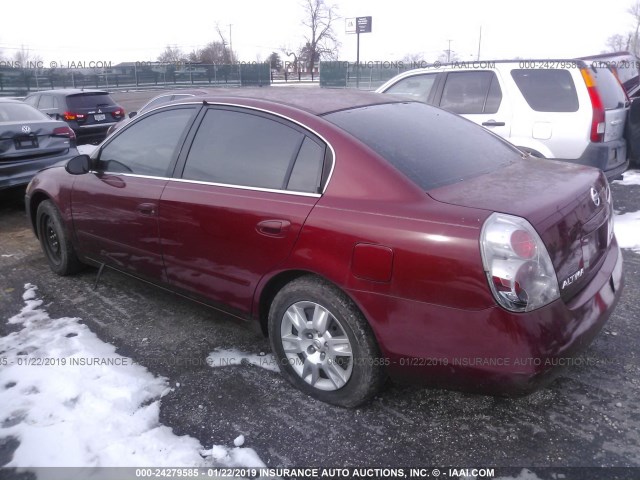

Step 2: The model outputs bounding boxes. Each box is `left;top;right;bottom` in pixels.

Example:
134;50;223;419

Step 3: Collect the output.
215;24;237;63
189;41;228;64
300;0;339;73
157;45;187;63
629;1;640;56
605;34;631;53
13;45;42;67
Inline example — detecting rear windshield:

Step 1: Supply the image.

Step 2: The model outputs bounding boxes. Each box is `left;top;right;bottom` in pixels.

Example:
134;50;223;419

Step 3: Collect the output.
590;66;628;110
511;69;579;112
0;102;49;122
324;102;519;190
67;93;116;109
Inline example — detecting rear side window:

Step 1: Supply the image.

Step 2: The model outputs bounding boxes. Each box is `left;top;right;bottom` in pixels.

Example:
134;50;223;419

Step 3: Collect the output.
0;103;49;122
590;66;628;110
511;69;579;112
37;95;56;109
183;108;323;193
23;96;39;107
439;71;502;114
384;73;438;102
325;102;519;190
67;93;116;109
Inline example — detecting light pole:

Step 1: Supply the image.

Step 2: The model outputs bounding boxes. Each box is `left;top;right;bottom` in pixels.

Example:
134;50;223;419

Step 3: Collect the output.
228;24;233;61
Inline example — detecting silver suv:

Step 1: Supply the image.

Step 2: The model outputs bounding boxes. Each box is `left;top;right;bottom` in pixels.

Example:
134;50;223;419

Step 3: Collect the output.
377;60;632;180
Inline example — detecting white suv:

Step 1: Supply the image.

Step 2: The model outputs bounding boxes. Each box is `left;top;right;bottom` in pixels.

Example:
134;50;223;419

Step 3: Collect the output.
376;60;631;180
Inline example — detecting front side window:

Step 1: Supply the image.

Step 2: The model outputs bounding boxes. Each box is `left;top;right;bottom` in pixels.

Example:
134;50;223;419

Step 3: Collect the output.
440;71;502;114
183;108;324;193
98;107;195;176
384;74;438;102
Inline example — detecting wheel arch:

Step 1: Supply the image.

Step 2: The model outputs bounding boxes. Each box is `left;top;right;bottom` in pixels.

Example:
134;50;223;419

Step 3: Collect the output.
28;191;54;238
257;269;366;338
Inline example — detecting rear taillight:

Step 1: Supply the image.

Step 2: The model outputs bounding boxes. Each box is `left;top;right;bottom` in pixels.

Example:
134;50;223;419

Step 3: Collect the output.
480;213;559;312
111;108;125;119
52;126;76;142
580;68;606;143
63;111;87;122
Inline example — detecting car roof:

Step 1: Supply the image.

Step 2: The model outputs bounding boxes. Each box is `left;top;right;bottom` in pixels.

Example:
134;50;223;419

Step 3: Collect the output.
26;89;110;97
169;87;404;115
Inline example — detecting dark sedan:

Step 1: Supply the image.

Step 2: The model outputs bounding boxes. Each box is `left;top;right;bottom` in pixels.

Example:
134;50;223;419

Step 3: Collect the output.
0;98;78;191
25;88;624;407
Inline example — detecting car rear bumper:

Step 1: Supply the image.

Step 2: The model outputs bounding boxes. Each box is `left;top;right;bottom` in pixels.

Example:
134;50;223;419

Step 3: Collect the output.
0;149;78;190
561;139;629;181
351;237;624;395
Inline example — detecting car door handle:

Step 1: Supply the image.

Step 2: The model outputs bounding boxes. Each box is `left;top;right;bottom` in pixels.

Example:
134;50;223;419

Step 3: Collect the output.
482;120;506;127
256;220;291;237
136;202;157;216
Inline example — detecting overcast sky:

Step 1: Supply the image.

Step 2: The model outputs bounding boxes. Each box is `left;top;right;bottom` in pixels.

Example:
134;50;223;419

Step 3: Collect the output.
0;0;634;65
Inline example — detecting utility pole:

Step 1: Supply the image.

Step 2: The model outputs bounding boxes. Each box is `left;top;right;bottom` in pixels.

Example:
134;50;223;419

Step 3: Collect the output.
477;26;482;61
447;39;452;63
228;24;233;61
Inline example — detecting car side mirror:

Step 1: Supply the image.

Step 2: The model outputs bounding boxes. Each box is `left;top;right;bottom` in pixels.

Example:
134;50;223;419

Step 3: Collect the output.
65;155;92;175
129;111;137;119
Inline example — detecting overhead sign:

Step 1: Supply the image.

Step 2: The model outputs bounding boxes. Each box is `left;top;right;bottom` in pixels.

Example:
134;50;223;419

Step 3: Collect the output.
346;16;372;34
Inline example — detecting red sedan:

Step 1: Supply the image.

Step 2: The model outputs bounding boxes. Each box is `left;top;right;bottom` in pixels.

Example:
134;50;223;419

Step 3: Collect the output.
25;88;624;407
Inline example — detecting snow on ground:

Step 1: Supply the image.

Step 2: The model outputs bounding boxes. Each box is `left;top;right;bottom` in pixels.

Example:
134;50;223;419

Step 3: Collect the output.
613;169;640;186
0;284;265;469
615;210;640;253
77;144;97;156
207;348;280;373
613;169;640;254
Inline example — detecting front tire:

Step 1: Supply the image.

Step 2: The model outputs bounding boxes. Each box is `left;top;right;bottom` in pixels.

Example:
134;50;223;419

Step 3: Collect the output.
268;276;386;407
36;200;84;276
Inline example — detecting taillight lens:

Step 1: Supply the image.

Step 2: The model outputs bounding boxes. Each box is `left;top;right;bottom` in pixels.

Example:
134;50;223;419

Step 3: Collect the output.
52;126;76;142
111;108;125;119
63;111;86;122
580;68;606;143
480;213;559;312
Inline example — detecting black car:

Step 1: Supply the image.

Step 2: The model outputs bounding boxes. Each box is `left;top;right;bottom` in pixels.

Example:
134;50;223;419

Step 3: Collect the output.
0;98;79;190
24;89;125;144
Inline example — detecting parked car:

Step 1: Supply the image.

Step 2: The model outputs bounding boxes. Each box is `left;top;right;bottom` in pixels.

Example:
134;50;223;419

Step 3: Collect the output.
580;51;640;98
25;88;624;407
106;89;207;136
0;98;78;190
24;89;125;144
377;60;631;180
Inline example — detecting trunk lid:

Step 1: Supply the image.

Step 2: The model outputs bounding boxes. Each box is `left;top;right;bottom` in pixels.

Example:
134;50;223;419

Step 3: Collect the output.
0;120;73;160
428;158;612;301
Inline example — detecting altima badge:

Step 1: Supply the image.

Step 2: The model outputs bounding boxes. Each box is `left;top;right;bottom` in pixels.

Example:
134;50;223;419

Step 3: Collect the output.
562;268;584;289
590;187;600;207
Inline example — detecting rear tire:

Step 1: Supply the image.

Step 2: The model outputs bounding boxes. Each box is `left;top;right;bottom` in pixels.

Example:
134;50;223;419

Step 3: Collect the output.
268;275;386;407
36;200;84;276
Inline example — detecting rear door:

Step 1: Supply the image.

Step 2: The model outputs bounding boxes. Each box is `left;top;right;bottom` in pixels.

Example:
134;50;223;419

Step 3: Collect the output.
434;71;512;139
71;106;198;280
159;106;327;314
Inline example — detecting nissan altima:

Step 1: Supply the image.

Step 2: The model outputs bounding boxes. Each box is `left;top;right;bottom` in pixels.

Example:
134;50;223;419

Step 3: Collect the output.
25;88;623;407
